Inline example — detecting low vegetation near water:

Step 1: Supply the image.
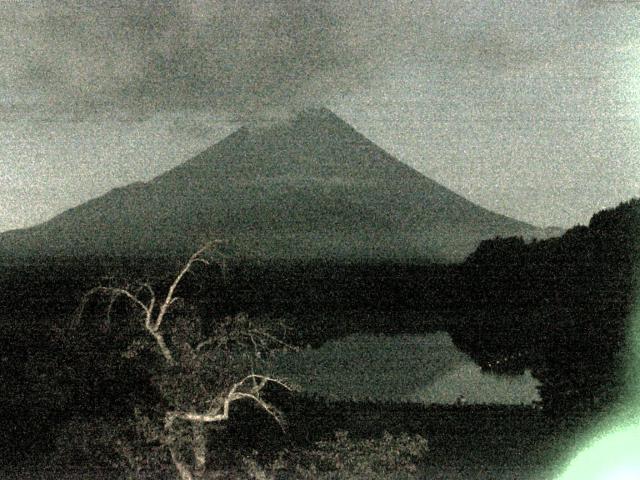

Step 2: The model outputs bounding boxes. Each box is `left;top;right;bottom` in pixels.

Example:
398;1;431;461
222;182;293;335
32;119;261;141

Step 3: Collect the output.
47;413;429;479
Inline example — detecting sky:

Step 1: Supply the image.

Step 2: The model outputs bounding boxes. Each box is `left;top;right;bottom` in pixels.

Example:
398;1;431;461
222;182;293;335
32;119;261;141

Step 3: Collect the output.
1;0;640;232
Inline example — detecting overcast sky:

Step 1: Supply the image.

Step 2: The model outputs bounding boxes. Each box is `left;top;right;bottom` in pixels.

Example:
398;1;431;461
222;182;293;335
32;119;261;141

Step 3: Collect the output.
1;0;639;232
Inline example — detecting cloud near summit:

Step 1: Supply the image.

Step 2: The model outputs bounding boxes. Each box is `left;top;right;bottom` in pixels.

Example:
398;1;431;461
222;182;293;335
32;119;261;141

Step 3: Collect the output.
1;0;369;120
2;0;626;121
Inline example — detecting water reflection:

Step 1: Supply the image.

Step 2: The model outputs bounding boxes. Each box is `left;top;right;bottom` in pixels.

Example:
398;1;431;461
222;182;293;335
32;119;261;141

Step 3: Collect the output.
274;331;541;404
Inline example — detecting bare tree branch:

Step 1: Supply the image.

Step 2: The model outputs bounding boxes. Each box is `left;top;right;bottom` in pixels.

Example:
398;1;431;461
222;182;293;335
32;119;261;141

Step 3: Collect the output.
229;374;293;395
169;447;195;480
231;392;286;428
194;337;215;353
153;241;222;332
164;374;293;428
76;243;225;367
75;241;298;479
82;286;151;318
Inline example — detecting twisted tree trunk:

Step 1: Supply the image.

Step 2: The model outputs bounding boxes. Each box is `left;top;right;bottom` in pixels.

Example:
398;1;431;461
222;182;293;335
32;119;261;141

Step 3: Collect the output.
192;421;207;478
78;243;293;480
169;446;195;480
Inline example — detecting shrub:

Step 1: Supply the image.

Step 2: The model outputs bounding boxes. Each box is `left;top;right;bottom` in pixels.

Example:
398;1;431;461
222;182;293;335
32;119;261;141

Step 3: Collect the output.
240;431;429;480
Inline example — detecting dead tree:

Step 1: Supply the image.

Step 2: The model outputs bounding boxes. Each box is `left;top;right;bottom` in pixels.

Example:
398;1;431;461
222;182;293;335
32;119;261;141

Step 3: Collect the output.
78;241;296;480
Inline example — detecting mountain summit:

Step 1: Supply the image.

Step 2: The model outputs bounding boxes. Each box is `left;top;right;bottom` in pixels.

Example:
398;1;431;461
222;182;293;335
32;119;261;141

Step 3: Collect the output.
0;108;545;262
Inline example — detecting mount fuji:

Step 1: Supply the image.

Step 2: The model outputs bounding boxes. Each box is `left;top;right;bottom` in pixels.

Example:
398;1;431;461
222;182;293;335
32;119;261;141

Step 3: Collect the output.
0;108;549;263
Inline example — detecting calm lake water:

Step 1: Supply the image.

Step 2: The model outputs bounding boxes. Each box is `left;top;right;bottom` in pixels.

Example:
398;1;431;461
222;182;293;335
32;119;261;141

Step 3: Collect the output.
1;310;541;406
274;331;541;405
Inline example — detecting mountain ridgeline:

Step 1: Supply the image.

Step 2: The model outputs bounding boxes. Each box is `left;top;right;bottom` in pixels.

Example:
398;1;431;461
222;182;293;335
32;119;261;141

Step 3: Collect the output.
0;108;546;263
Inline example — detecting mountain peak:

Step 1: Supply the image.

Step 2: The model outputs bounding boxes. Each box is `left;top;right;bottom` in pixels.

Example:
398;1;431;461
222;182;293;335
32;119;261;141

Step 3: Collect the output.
295;105;343;120
0;109;542;262
241;106;354;138
291;106;359;134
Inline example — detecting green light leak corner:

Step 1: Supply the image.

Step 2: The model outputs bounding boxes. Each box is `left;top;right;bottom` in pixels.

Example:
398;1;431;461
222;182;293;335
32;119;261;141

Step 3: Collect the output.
555;273;640;480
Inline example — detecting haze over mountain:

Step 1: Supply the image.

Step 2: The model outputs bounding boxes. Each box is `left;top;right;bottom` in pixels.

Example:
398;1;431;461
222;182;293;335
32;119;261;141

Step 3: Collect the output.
0;108;552;263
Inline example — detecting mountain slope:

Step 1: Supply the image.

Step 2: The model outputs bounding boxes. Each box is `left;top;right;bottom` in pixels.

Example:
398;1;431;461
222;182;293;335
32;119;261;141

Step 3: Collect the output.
0;108;546;263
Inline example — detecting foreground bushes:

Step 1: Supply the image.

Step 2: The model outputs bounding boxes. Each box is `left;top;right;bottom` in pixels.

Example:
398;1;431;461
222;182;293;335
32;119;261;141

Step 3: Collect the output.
263;430;429;480
50;415;429;479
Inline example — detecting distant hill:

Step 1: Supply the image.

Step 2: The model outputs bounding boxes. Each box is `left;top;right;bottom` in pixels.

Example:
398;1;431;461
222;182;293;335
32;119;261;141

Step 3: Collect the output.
0;108;552;263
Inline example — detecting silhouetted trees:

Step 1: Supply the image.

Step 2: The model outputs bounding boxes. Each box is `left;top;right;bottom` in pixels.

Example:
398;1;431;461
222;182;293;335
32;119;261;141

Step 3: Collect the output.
451;198;640;415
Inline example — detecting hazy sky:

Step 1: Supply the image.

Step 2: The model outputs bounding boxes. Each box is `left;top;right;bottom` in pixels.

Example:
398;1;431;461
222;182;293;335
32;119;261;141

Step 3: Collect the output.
1;0;640;232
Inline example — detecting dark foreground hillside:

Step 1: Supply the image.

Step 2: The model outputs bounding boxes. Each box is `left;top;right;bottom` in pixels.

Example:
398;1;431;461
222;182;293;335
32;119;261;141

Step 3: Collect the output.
0;199;637;478
1;395;590;480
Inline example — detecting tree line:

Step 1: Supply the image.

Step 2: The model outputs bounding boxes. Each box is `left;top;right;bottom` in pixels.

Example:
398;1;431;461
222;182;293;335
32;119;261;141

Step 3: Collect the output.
449;198;640;415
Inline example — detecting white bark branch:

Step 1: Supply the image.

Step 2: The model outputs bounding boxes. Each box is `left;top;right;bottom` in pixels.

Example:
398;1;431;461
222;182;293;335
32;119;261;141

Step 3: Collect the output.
169;446;195;480
192;422;207;478
150;329;175;365
76;241;299;479
194;337;215;352
82;286;151;318
77;243;223;367
232;374;293;394
154;241;220;331
164;374;292;430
